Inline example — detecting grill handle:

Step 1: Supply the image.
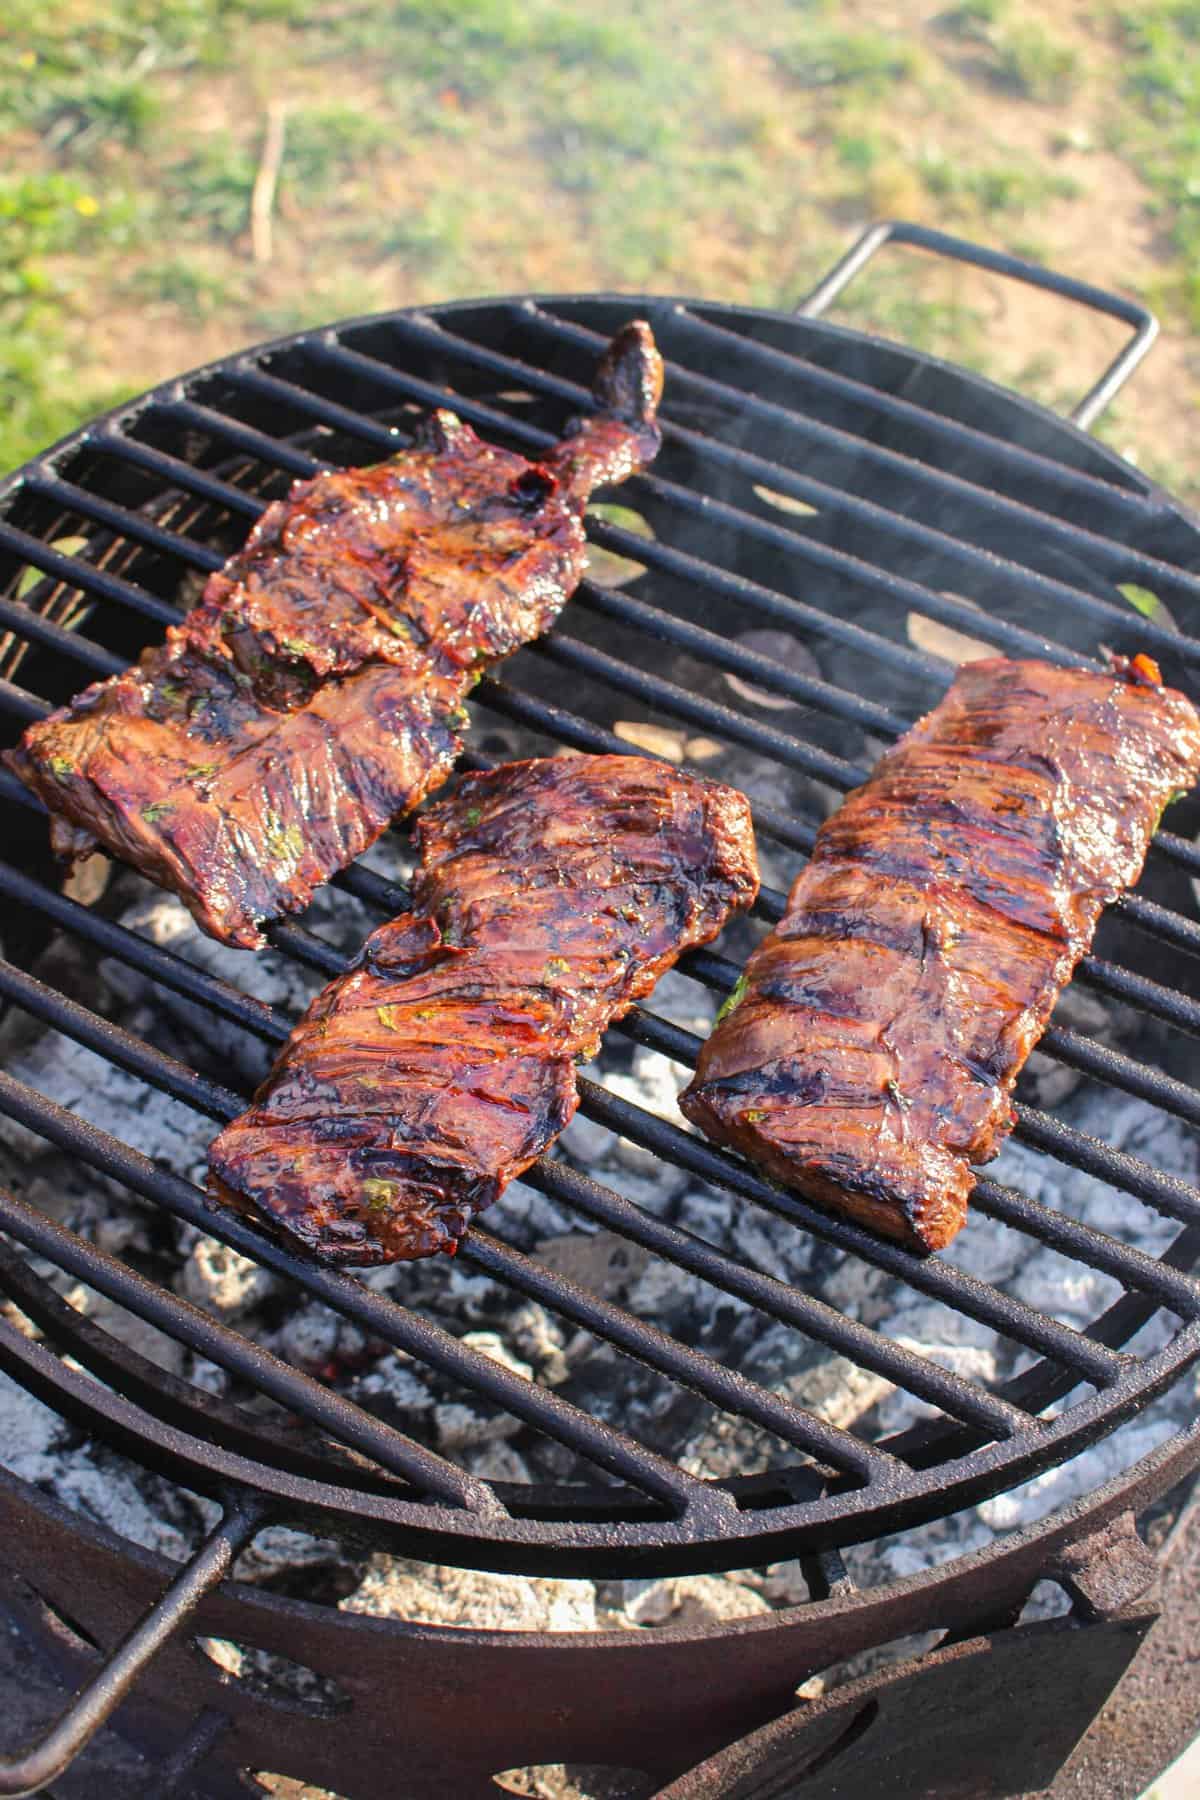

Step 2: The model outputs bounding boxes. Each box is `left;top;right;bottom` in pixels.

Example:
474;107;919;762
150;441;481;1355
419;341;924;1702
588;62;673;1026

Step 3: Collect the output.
797;219;1158;431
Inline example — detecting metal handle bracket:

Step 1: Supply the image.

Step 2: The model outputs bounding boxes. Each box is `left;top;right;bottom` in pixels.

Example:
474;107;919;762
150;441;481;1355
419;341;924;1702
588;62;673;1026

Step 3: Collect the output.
797;219;1158;430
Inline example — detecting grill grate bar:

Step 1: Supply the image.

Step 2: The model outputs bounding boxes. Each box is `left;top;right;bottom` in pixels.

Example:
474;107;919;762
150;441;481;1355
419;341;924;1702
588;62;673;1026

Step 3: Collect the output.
570;1080;1131;1384
675;307;1200;613
0;594;125;677
971;1179;1200;1320
94;424;265;518
528;303;1200;659
1119;892;1200;959
0;941;988;1477
229;361;405;454
0;519;179;628
26;470;226;574
0;859;288;1042
1039;1024;1200;1131
1016;1107;1200;1229
1076;954;1200;1036
520;1156;1033;1438
532;632;869;786
0;1068;725;1517
382;310;1176;671
306;334;943;681
473;673;818;858
0;861;1158;1445
0;1181;496;1510
159;393;337;479
571;579;906;735
597;1008;1200;1255
676;305;1158;515
0;954;244;1122
462;1230;899;1479
0;676;49;726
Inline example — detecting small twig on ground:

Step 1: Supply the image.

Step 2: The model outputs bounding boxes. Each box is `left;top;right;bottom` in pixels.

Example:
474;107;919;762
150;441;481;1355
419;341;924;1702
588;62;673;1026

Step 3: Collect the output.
251;101;288;265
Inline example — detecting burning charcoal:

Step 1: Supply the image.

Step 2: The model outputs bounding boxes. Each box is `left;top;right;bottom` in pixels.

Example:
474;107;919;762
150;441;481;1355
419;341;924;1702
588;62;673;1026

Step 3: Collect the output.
465;1441;533;1484
723;628;822;712
559;1108;619;1168
599;1161;688;1217
1019;985;1124;1111
675;1188;735;1250
186;1353;229;1397
434;1401;523;1451
460;1330;534;1383
341;1558;597;1632
20;1152;114;1242
60;1285;186;1378
276;1303;367;1376
625;1260;717;1335
488;1177;577;1250
1008;1251;1122;1329
234;1525;347;1585
103;888;338;1086
179;1233;279;1318
979;1415;1178;1533
350;1356;435;1418
623;1574;772;1627
535;1231;651;1300
507;1302;570;1387
873;1305;1001;1434
0;1026;213;1184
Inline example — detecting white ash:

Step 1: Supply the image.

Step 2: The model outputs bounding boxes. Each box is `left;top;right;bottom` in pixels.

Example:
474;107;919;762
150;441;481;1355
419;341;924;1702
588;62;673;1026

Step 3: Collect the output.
622;1574;771;1628
59;1283;186;1378
0;1023;214;1191
460;1330;534;1383
1;884;1198;1696
179;1233;278;1318
341;1558;596;1633
101;879;375;1085
0;1369;206;1562
274;1302;366;1373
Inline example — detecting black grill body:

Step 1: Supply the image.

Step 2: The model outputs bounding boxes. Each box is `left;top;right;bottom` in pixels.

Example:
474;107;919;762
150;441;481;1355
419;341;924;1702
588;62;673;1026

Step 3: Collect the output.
0;224;1199;1797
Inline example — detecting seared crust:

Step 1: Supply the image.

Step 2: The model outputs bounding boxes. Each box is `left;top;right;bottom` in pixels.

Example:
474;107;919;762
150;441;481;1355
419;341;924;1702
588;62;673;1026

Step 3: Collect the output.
681;656;1200;1253
7;323;664;947
208;754;759;1264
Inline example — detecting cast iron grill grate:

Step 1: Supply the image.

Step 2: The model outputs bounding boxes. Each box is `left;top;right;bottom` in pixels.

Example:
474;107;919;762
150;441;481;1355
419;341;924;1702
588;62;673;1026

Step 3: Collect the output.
0;237;1199;1581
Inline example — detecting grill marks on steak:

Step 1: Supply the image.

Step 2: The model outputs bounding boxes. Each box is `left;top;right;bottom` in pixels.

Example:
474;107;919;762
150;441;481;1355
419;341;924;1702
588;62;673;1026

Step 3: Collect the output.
208;755;759;1264
681;656;1200;1253
7;324;663;947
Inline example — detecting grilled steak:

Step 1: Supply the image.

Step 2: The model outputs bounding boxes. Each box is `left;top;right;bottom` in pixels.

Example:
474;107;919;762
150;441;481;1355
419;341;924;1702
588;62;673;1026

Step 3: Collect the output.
681;655;1200;1253
208;754;759;1264
7;324;663;948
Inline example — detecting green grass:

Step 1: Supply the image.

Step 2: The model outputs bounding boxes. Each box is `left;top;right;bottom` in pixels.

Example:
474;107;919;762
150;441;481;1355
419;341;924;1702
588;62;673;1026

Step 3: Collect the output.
778;28;923;94
1110;1;1200;328
0;0;1197;504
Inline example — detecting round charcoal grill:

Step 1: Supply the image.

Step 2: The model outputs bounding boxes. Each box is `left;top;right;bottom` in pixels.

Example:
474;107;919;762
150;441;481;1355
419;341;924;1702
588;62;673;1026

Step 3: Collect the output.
1;223;1200;1797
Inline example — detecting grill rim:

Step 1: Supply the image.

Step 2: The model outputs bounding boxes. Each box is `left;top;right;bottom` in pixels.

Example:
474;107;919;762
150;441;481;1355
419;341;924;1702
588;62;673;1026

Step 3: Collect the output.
0;287;1198;1576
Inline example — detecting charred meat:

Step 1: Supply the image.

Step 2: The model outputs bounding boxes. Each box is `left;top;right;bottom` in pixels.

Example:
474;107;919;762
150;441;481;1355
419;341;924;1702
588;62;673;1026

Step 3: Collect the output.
7;324;664;948
681;655;1200;1253
209;754;759;1264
